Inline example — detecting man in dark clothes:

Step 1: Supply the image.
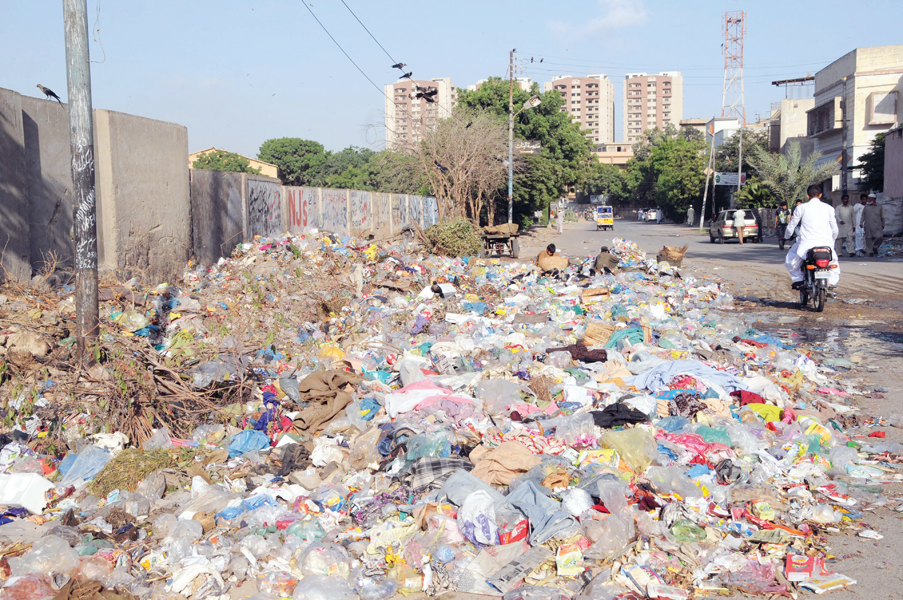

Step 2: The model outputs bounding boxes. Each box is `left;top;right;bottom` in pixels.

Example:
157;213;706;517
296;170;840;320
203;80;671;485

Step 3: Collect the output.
593;246;619;275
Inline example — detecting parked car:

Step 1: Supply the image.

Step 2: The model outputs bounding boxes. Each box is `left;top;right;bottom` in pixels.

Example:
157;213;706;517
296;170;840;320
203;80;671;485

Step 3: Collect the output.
709;210;759;243
643;209;658;222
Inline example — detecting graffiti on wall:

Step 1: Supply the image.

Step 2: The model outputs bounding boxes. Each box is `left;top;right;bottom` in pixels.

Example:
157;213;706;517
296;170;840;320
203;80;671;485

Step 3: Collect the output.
408;195;423;228
321;188;348;234
423;196;439;227
285;187;320;232
392;195;408;231
247;179;282;237
349;191;371;235
372;193;391;235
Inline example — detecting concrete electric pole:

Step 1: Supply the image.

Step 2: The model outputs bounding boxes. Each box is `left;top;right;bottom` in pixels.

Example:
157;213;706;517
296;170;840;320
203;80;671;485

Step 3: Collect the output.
507;50;515;224
63;0;99;362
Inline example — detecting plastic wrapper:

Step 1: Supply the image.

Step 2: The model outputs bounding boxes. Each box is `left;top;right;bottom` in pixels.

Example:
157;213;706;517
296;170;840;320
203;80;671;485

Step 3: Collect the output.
8;535;78;577
599;428;657;472
299;542;352;579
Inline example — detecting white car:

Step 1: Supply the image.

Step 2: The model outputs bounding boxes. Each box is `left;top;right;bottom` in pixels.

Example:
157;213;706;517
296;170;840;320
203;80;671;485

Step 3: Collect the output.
643;209;659;222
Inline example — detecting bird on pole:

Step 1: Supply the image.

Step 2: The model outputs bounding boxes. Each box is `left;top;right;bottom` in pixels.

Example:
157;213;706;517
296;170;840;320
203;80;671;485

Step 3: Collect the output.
37;84;62;103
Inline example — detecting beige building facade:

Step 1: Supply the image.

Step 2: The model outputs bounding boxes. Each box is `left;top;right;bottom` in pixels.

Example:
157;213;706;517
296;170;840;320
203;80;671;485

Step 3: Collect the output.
543;75;616;146
623;72;683;144
188;148;278;178
384;77;456;150
808;45;903;199
592;142;634;167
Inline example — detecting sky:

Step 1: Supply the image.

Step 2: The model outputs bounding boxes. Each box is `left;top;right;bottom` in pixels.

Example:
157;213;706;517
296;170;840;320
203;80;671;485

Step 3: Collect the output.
3;0;902;158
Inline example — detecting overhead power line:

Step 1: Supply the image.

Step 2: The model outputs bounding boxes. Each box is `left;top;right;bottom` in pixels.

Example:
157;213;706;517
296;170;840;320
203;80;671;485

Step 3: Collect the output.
339;0;399;65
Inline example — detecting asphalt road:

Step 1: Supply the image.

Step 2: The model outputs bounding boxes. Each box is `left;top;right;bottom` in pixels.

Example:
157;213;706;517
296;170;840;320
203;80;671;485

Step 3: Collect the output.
521;218;903;304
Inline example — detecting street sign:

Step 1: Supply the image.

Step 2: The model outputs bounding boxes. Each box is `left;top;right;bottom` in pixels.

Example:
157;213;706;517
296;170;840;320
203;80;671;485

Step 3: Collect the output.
714;172;747;186
514;140;541;154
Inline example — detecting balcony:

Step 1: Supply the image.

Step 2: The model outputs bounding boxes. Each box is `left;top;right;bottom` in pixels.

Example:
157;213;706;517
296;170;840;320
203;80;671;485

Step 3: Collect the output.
807;97;843;137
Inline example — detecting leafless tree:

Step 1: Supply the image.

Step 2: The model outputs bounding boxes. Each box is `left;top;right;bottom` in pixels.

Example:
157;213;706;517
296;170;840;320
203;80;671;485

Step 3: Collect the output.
394;109;511;224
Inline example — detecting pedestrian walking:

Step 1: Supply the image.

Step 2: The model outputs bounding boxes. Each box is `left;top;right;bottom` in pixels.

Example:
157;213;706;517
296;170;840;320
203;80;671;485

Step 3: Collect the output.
834;194;855;258
853;194;867;256
655;208;662;224
687;206;695;227
733;208;746;244
775;202;791;250
860;193;885;256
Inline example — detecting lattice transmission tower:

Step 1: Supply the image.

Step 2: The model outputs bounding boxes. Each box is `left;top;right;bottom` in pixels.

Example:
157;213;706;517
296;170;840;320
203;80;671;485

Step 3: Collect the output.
721;11;746;125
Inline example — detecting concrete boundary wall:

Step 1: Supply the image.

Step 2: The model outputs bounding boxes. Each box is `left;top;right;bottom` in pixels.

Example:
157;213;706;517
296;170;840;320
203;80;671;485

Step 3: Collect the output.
188;173;439;265
0;86;189;283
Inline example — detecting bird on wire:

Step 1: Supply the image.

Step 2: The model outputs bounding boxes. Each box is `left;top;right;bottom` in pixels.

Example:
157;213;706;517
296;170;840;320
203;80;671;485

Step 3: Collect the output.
400;71;413;80
37;84;62;103
391;62;406;70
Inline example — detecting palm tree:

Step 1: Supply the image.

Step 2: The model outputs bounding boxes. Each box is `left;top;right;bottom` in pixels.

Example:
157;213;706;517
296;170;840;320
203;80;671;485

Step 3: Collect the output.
747;141;838;209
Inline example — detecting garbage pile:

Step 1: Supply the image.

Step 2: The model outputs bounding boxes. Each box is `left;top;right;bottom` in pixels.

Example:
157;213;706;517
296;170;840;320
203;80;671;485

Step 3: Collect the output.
0;231;900;600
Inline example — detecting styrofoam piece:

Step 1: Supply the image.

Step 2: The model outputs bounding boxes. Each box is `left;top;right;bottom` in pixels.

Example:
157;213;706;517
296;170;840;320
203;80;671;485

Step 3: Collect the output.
0;473;55;514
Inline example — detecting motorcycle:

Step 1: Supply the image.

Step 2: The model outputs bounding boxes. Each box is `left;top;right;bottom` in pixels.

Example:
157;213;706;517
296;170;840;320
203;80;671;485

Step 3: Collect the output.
798;246;836;312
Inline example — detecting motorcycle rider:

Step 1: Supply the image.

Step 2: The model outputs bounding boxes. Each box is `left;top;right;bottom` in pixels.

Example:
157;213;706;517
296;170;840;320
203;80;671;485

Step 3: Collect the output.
784;184;839;290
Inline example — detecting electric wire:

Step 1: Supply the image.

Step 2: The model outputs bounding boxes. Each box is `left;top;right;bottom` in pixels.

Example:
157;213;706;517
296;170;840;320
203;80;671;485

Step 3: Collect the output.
339;0;398;65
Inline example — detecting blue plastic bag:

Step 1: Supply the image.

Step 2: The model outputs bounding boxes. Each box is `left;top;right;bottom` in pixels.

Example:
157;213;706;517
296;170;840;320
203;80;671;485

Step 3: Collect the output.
227;430;271;458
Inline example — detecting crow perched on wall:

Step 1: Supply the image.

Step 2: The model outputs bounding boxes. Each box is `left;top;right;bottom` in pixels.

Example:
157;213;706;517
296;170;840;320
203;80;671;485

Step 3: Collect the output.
37;84;62;103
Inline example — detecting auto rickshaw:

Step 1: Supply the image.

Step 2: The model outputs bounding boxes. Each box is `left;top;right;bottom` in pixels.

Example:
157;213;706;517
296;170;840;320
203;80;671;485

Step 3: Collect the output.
596;205;613;230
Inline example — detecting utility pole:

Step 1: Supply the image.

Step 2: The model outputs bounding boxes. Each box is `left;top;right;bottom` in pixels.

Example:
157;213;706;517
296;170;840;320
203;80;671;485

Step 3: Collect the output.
840;76;848;195
507;50;515;224
737;126;743;196
699;123;717;231
63;0;99;363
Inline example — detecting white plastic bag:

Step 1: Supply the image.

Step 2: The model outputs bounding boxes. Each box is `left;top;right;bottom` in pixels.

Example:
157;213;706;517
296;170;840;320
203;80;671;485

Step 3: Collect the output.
457;490;499;546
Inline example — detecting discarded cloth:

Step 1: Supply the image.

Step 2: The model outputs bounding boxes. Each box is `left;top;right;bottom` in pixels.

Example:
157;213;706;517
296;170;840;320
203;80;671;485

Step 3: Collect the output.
604;327;645;349
501;480;577;545
545;343;608;363
291;370;363;433
590;403;650;428
469;441;541;486
627;359;748;393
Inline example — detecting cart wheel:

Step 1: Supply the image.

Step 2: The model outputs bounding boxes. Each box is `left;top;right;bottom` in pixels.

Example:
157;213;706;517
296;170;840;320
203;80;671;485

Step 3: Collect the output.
510;238;520;259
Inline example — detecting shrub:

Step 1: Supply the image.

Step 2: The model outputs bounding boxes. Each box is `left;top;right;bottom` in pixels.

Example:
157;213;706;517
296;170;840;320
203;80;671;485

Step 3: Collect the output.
424;218;483;257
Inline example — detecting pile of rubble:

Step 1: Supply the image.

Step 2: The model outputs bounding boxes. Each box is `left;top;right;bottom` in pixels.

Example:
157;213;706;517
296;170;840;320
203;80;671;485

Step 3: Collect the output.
0;230;899;600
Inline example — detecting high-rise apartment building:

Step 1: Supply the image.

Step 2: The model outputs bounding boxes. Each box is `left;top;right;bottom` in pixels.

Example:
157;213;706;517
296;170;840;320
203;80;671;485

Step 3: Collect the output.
384;77;456;150
468;77;533;92
622;72;683;143
543;75;616;146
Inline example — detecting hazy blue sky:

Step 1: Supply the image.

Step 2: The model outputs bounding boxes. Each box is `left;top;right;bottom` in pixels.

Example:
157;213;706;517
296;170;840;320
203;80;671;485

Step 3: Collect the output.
3;1;901;157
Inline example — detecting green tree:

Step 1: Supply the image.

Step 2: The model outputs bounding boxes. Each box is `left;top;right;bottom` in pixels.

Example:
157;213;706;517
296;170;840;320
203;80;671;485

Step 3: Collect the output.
192;149;261;174
257;138;327;186
649;136;707;219
747;141;839;209
456;77;592;225
857;131;887;193
734;176;775;208
714;127;770;178
585;163;628;203
309;146;377;190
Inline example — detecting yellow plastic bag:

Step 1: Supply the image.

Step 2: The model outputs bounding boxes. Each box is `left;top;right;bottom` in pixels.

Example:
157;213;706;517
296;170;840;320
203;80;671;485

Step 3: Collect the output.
599;427;657;473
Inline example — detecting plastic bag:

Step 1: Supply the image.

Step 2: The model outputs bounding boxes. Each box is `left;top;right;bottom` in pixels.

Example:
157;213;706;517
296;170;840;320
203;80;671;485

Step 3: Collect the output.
257;571;299;597
9;535;78;577
599;428;657;472
351;566;399;600
299;542;352;579
142;429;172;450
228;430;271;458
457;490;499;546
59;445;112;488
